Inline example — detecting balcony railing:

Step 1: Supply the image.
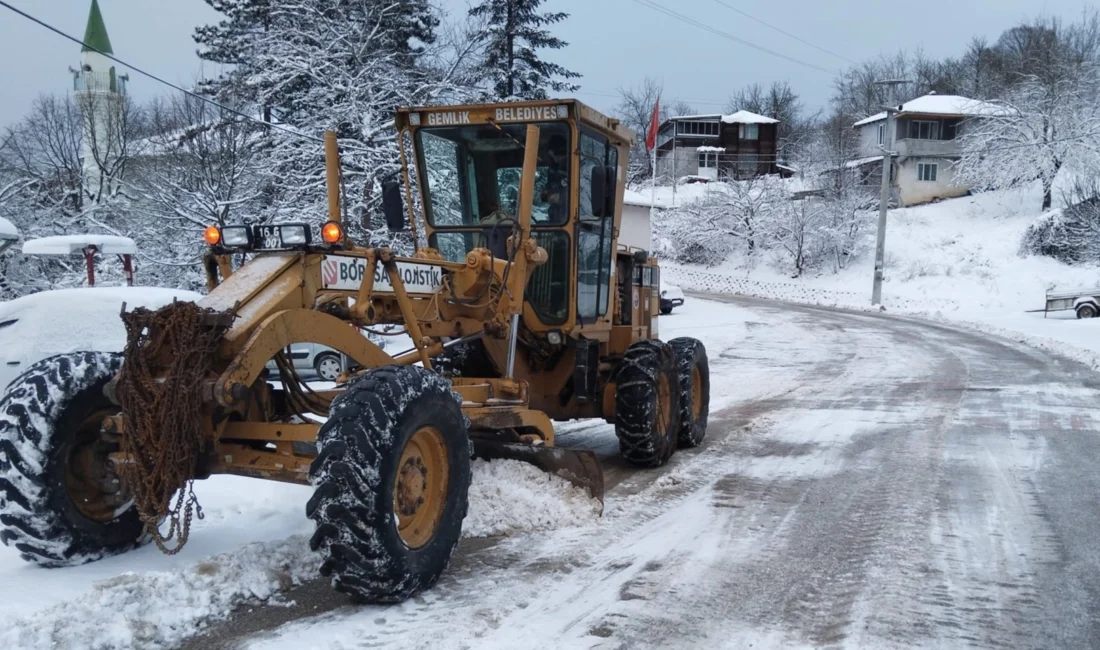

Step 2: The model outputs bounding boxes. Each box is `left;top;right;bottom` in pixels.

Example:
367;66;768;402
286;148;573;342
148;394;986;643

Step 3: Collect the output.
73;71;127;95
896;138;959;158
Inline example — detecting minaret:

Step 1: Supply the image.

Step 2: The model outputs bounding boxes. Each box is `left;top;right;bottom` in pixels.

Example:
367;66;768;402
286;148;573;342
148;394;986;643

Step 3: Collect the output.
72;0;128;203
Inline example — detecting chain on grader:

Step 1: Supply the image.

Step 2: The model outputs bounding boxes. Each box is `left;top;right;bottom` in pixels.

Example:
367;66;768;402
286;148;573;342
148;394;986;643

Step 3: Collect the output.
116;301;229;554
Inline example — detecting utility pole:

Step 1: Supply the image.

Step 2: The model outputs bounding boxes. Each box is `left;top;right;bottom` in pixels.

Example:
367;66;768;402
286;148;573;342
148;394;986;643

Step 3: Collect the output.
871;79;909;306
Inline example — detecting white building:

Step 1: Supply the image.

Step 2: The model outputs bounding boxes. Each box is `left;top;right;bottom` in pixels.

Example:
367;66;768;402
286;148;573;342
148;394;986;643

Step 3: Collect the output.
620;189;655;252
850;93;1007;206
71;0;128;203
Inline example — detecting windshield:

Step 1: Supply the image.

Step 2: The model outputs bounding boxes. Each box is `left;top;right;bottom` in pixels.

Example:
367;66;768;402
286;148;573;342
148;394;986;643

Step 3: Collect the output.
416;122;571;229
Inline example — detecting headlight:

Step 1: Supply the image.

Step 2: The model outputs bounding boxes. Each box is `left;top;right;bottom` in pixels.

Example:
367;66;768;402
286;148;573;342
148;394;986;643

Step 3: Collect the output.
221;226;252;248
279;224;310;245
547;331;562;345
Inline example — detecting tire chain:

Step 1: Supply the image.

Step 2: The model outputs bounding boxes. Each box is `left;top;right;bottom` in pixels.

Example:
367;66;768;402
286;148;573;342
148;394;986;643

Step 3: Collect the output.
116;301;227;554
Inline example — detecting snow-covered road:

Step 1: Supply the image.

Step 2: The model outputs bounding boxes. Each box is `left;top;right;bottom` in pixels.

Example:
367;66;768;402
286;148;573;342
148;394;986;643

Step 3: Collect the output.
7;295;1100;649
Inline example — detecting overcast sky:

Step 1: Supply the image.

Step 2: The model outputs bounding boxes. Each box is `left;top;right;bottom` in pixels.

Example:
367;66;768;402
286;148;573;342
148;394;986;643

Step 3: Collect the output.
0;0;1091;128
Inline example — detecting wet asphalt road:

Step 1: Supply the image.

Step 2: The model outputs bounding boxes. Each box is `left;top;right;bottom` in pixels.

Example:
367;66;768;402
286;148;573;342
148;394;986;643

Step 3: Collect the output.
181;295;1100;649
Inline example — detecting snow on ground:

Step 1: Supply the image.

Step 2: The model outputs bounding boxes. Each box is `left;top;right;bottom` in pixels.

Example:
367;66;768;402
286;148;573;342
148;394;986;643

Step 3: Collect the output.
0;454;612;649
663;186;1100;368
463;460;601;537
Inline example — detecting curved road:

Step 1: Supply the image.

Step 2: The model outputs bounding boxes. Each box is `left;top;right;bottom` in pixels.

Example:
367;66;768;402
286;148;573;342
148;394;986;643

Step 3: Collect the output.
184;294;1100;649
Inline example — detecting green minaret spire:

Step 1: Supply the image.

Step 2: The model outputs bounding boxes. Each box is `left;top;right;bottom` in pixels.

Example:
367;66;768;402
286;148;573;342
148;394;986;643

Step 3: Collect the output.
81;0;113;54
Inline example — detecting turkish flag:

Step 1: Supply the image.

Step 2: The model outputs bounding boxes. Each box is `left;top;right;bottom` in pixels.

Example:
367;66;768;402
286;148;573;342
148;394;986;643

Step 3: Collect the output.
645;98;660;151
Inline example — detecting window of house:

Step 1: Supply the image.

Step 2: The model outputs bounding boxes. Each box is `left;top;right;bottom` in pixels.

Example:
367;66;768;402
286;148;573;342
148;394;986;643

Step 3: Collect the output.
698;151;718;169
739;123;759;140
908;120;941;140
676;120;719;136
917;162;938;182
877;123;885;145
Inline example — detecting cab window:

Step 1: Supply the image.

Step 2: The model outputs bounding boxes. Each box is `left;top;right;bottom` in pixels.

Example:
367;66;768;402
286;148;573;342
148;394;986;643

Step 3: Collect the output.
417;123;570;230
577;132;616;321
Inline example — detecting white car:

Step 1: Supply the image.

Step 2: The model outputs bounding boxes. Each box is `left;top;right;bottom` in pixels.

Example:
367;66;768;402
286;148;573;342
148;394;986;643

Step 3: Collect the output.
0;286;202;390
660;284;685;314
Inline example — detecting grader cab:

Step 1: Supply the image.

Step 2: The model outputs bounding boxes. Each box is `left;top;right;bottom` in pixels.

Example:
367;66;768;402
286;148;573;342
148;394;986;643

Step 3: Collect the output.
0;99;709;603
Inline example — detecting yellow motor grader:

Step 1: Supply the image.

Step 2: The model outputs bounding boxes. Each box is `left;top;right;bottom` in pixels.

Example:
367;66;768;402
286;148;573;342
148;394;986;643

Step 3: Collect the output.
0;99;709;603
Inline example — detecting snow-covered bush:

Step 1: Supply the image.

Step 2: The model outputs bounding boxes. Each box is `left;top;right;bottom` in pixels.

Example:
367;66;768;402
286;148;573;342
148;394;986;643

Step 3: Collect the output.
1020;198;1100;264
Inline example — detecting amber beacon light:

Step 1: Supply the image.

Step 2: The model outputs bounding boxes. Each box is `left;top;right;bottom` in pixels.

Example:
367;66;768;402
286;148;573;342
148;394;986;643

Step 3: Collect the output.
203;225;221;246
321;221;344;244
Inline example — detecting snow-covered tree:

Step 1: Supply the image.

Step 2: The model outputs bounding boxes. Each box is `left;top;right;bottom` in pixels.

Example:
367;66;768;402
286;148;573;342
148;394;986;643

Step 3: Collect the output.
956;73;1100;210
193;0;480;248
468;0;580;100
126;94;263;271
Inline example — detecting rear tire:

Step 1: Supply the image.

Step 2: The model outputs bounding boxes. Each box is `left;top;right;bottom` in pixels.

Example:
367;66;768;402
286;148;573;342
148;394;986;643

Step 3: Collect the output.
0;352;145;567
660;306;673;315
614;340;680;467
308;365;471;603
669;337;710;448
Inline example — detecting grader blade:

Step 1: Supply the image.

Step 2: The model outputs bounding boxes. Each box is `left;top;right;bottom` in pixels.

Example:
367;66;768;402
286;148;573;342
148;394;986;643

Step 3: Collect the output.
471;440;605;504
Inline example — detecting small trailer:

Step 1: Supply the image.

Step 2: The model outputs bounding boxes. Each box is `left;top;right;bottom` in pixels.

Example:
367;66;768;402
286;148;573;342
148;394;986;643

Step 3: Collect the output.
1042;287;1100;319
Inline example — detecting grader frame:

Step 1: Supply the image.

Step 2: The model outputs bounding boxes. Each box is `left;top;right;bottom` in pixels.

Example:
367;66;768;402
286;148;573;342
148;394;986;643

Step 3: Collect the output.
113;101;661;491
0;99;708;605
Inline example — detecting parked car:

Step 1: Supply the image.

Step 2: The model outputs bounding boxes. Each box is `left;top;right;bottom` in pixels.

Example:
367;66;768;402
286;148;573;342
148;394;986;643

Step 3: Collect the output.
265;335;387;382
0;287;203;391
660;284;685;314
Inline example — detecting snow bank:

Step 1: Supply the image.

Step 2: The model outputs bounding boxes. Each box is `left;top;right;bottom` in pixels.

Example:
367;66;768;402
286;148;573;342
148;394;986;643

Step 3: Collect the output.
0;460;600;648
463;459;601;538
1;536;318;650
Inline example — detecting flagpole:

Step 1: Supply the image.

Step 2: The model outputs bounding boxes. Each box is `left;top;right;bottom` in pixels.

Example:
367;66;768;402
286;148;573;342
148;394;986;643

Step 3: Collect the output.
651;116;658;224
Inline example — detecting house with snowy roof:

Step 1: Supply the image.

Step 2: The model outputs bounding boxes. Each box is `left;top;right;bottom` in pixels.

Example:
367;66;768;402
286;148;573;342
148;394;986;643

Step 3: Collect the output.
849;92;1009;206
654;110;781;182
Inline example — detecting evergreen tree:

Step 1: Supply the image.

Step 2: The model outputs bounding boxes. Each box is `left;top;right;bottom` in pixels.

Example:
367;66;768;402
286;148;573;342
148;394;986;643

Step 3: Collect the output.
194;0;439;120
468;0;580;100
191;0;476;247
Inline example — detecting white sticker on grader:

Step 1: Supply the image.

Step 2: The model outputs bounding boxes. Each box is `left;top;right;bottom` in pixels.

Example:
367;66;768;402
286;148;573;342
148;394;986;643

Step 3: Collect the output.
321;256;442;294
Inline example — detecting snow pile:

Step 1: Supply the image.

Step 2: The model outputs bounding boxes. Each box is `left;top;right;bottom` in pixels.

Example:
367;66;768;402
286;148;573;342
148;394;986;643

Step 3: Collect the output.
1;536;318;650
463;459;601;538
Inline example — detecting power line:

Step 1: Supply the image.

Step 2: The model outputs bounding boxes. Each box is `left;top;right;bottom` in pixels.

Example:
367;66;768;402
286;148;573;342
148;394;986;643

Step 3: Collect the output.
709;0;859;66
0;0;327;147
626;0;837;75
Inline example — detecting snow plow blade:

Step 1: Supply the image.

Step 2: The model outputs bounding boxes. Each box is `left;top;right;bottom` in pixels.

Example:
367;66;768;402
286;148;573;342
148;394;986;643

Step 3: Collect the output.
471;440;605;505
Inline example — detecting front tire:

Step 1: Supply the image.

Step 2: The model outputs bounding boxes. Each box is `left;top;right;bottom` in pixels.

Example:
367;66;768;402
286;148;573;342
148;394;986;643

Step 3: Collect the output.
308;365;471;603
0;352;145;567
670;338;710;448
614;340;680;467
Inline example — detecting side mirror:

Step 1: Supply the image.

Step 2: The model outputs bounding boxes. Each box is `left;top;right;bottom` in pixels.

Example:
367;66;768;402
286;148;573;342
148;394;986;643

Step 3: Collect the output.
382;182;405;232
590;166;609;217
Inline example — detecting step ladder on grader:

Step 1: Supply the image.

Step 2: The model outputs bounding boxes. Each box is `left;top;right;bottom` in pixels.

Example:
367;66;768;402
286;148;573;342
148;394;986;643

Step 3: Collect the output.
0;99;710;603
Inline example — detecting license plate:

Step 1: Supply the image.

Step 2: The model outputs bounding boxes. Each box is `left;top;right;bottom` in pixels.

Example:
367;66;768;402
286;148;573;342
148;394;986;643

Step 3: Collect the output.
252;225;283;250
